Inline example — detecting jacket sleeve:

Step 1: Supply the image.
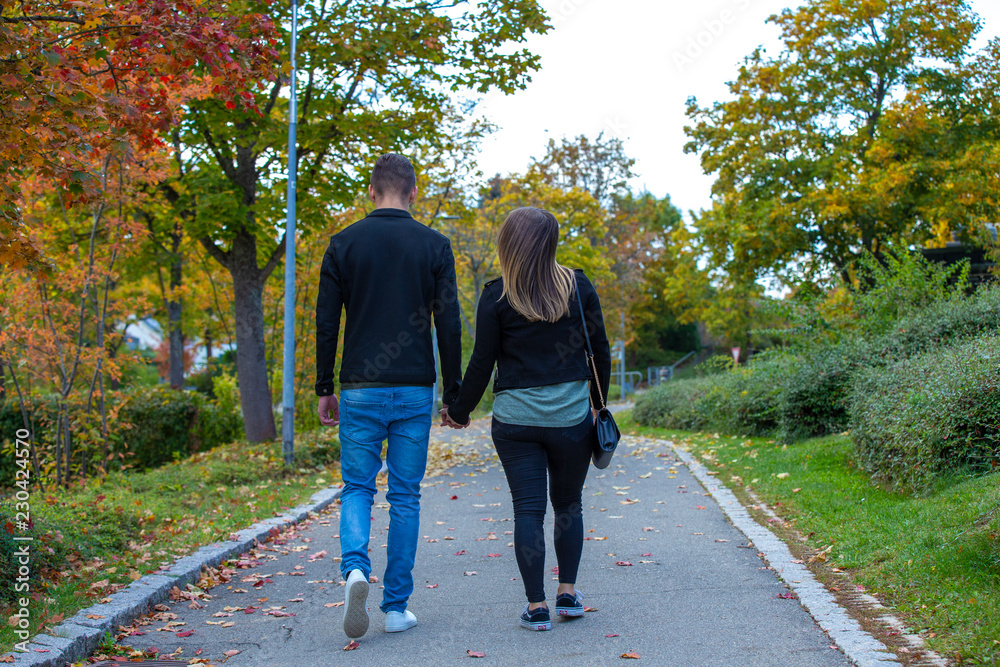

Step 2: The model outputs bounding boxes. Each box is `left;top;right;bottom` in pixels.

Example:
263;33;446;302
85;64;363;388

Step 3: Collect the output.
315;244;343;396
581;274;612;407
447;285;500;425
434;241;463;406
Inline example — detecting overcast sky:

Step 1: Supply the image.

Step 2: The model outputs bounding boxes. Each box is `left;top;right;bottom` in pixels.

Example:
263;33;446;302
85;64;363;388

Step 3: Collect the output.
472;0;1000;218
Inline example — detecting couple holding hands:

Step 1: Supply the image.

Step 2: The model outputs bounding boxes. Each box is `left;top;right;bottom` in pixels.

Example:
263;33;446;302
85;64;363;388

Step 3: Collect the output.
315;154;611;639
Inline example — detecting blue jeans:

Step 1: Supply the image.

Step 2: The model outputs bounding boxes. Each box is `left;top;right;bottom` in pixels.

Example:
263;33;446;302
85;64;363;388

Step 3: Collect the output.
338;386;433;613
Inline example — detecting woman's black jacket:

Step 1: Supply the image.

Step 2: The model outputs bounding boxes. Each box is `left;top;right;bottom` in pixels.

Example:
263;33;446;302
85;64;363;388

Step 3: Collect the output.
448;270;611;425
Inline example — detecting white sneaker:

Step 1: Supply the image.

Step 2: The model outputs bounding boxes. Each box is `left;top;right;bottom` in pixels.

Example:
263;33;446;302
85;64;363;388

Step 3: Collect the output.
384;609;418;633
342;569;370;639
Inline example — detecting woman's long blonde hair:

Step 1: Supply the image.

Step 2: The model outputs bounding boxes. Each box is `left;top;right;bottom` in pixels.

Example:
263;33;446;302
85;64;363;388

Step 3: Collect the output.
496;207;575;323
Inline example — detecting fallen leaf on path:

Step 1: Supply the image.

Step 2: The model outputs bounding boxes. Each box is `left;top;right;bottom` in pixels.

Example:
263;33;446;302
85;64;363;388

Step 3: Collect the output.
450;495;458;500
467;650;486;658
343;642;360;651
696;505;706;510
455;550;467;556
426;584;439;588
176;629;195;637
584;606;598;612
325;602;345;607
615;561;633;566
776;592;795;599
464;571;478;576
621;652;641;659
223;649;241;659
641;553;652;557
606;634;620;637
487;553;501;557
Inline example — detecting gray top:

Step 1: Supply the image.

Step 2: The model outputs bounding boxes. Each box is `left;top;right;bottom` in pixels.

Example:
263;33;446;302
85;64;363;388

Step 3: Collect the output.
492;380;590;427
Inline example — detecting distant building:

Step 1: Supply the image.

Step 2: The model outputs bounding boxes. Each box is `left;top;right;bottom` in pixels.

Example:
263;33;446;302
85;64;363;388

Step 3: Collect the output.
922;224;997;287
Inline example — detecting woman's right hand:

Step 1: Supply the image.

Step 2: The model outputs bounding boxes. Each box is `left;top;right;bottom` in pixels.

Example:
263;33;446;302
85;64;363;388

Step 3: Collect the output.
440;406;469;429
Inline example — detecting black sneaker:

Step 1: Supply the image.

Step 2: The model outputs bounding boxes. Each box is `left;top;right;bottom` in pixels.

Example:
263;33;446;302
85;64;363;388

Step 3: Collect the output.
555;590;585;617
519;605;552;631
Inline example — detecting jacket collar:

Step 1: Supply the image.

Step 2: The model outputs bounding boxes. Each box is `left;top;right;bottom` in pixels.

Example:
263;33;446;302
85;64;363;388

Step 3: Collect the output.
366;208;415;220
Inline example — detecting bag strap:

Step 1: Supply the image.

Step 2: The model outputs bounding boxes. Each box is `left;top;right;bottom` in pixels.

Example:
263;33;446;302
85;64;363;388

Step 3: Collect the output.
575;280;606;410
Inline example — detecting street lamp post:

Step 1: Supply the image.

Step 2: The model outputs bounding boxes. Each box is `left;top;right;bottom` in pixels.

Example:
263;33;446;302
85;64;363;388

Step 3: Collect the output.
281;0;299;466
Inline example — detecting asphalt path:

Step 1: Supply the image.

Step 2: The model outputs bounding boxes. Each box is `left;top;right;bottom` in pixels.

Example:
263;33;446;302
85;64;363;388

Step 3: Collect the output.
115;418;850;666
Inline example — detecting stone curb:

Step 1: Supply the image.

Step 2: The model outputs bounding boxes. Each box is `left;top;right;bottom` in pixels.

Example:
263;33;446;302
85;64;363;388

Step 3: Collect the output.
7;486;344;667
670;443;903;667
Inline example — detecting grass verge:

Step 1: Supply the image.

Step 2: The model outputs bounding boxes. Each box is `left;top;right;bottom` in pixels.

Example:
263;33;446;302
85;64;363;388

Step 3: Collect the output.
618;410;1000;665
0;428;341;655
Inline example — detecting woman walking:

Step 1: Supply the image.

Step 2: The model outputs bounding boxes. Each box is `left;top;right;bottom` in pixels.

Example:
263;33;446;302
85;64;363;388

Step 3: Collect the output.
441;207;611;631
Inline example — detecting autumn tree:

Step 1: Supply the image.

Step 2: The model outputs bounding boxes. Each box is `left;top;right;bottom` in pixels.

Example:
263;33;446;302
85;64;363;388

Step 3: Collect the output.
684;0;983;288
0;0;278;269
177;0;549;441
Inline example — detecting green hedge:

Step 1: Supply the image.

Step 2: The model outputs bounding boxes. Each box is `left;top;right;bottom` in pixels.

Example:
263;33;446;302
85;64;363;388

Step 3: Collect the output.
633;353;796;436
0;384;244;479
116;386;243;469
850;331;1000;492
633;376;715;431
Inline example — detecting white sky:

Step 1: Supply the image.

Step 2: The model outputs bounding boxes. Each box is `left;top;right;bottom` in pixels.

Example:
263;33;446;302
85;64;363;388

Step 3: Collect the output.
473;0;1000;218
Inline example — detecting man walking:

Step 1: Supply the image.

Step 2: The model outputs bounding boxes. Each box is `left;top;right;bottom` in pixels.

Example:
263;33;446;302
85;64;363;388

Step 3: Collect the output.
315;154;462;639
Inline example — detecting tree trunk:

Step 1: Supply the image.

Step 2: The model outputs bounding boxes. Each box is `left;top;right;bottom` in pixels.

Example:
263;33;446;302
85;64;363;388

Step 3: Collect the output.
229;231;276;442
167;254;185;389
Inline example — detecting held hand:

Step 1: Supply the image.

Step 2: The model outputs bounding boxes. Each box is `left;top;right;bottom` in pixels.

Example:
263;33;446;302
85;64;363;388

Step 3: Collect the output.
318;394;340;427
439;407;469;429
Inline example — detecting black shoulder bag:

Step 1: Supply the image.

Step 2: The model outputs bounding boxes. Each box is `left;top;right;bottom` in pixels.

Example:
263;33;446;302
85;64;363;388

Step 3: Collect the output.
576;286;621;469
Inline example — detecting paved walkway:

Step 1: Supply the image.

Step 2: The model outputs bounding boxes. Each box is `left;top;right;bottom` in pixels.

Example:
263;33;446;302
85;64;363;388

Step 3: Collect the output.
114;418;851;666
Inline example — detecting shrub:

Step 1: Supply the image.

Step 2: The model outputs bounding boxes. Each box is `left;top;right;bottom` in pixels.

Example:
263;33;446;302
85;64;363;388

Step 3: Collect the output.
850;331;1000;492
116;386;243;470
703;353;797;436
777;340;871;442
633;377;716;431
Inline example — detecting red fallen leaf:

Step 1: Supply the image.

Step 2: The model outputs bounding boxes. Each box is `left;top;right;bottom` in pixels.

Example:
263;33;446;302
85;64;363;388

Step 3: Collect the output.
32;649;50;653
696;505;707;510
467;650;486;658
584;606;598;612
487;553;501;557
223;649;241;657
343;641;360;651
616;561;633;566
175;630;195;637
426;584;439;588
641;553;652;557
455;550;467;556
605;634;620;637
252;580;264;588
450;495;458;500
621;652;641;659
195;649;203;655
776;592;795;599
146;648;159;655
244;607;257;614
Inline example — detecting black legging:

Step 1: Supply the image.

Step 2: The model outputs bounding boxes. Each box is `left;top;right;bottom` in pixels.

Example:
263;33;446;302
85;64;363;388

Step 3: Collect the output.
491;413;592;603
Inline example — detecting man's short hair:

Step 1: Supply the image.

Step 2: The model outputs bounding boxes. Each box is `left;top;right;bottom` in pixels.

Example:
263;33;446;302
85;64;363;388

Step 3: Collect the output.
370;153;416;201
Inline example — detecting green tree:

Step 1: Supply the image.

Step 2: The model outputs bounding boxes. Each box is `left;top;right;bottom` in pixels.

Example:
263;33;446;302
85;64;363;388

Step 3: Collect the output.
178;1;548;441
684;0;982;288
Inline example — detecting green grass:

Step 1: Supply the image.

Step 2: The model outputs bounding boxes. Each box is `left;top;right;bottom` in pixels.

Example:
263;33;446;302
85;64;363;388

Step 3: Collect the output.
617;410;1000;665
0;429;341;655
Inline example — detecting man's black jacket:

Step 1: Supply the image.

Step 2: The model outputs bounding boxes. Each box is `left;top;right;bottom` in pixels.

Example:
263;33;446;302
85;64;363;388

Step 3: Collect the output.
447;270;611;425
314;208;462;404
